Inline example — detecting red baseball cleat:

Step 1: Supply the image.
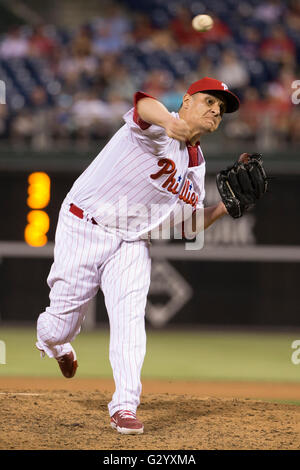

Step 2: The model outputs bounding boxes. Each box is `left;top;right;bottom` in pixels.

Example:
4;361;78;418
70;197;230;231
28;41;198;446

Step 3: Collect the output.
56;348;78;378
110;410;144;434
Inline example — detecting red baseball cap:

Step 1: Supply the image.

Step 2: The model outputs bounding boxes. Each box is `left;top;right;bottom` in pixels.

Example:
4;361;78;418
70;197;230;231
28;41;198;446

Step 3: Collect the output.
186;77;240;113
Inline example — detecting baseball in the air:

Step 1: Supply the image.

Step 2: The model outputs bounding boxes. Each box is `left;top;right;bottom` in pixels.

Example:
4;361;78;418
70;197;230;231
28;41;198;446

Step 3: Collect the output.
192;14;214;32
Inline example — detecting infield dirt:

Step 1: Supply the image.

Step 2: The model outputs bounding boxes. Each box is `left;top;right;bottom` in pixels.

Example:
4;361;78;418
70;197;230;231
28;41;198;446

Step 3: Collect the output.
0;378;300;450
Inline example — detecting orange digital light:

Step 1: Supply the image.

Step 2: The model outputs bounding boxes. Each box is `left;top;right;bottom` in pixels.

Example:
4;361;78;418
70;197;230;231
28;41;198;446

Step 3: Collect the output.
27;172;50;209
25;172;51;246
24;210;50;247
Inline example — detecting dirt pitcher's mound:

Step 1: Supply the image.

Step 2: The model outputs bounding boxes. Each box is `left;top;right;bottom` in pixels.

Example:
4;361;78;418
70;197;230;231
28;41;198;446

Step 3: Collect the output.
2;377;300;400
0;389;299;450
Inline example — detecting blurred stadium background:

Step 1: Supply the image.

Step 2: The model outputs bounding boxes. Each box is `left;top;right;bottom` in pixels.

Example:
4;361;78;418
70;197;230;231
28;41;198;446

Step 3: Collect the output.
0;0;300;383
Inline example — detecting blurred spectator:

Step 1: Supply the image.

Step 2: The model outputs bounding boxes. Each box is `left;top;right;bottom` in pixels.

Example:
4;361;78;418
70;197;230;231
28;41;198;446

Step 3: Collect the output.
238;87;265;139
142;69;173;98
260;25;296;65
102;4;132;37
200;13;232;44
267;66;297;108
70;89;126;143
51;104;73;145
92;25;122;56
91;4;131;56
285;0;300;33
217;50;250;92
187;56;218;84
91;55;119;98
106;64;137;103
226;84;291;148
56;25;98;94
150;29;177;53
106;91;131;128
161;78;187;112
71;90;111;128
9;86;52;149
11;109;34;146
239;26;262;61
58;48;98;84
170;6;205;49
28;24;57;58
131;13;156;43
30;86;53;149
71;25;93;57
58;68;81;100
0;27;29;58
30;85;49;107
261;87;291;144
253;0;285;24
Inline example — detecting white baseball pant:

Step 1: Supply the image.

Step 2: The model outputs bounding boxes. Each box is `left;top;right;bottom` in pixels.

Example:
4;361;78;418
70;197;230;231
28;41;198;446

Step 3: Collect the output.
36;197;151;416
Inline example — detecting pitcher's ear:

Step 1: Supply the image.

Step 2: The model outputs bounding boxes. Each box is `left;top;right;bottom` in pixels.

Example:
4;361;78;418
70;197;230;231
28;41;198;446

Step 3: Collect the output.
182;93;192;110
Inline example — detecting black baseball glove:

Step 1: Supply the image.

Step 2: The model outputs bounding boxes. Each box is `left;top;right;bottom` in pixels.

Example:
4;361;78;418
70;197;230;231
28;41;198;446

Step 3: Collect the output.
216;153;268;219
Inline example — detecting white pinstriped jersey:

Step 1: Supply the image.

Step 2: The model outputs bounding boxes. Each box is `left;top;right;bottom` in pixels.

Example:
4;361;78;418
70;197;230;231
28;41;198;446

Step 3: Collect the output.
67;96;206;240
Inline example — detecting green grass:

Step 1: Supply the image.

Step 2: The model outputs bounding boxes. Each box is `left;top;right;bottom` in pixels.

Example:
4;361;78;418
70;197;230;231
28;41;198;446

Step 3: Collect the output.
266;399;300;406
0;327;300;383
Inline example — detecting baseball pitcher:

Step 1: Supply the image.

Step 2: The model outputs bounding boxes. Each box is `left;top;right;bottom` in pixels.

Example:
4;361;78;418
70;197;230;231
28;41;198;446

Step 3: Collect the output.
36;77;268;434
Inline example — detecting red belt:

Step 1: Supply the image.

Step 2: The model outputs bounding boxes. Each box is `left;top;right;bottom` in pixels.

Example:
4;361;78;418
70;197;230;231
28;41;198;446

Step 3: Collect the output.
69;203;98;225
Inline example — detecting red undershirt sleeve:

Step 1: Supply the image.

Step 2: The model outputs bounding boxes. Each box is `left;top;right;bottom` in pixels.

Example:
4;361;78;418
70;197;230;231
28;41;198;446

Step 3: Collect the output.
133;91;157;130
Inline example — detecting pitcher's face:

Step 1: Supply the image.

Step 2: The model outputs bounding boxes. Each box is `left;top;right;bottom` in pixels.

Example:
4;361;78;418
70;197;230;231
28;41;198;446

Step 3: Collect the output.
180;92;226;135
